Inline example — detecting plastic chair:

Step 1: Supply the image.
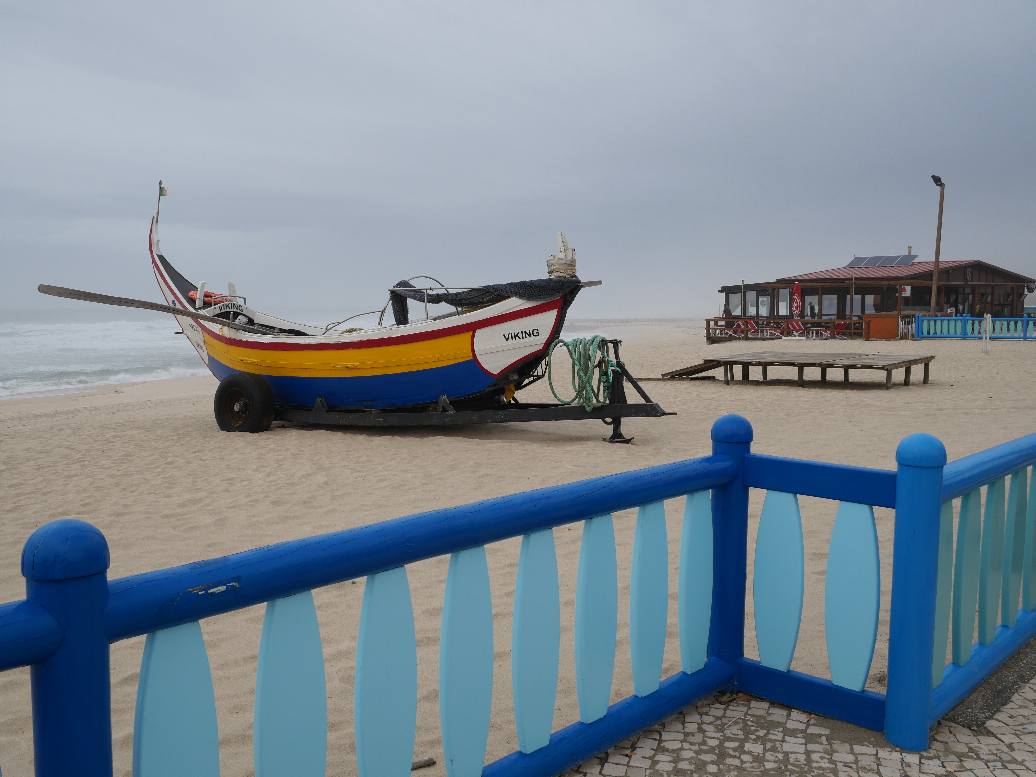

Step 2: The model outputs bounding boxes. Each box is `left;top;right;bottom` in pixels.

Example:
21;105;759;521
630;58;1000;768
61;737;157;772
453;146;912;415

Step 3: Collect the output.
712;320;744;339
744;320;782;339
787;320;808;338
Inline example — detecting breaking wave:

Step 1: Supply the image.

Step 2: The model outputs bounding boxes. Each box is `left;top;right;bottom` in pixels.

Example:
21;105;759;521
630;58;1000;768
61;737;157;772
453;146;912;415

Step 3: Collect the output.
0;319;208;398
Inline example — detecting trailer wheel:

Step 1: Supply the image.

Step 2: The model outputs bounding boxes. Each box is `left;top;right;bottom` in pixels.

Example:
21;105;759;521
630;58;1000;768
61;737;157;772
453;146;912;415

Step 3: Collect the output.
214;374;274;432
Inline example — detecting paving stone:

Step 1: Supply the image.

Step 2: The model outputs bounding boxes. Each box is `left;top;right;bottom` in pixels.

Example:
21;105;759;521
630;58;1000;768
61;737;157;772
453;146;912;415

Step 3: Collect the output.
561;671;1036;777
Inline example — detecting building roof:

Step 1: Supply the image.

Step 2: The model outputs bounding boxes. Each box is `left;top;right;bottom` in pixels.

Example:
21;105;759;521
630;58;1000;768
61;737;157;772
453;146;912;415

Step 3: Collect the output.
779;260;968;282
777;259;1034;284
718;259;1035;292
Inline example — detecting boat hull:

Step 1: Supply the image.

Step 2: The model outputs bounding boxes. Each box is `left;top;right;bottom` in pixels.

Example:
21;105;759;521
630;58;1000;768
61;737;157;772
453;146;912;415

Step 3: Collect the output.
198;300;566;409
207;353;496;409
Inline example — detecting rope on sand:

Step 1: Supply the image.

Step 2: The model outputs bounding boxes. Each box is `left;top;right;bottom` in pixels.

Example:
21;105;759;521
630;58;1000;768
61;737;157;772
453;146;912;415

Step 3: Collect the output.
546;336;617;411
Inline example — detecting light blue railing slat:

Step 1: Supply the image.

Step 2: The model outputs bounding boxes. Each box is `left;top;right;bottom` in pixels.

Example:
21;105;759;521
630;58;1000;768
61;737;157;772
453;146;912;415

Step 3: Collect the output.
754;491;804;671
1024;467;1036;610
133;621;220;777
440;546;493;777
1002;470;1029;627
824;502;880;691
917;317;1034;340
952;489;982;665
630;501;669;696
978;479;1007;645
355;567;417;777
931;502;954;686
574;515;617;723
679;491;712;673
254;592;326;777
512;529;561;753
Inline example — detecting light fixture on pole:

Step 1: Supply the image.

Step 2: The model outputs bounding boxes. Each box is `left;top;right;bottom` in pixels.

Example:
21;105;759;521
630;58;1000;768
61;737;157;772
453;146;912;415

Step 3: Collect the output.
930;175;945;314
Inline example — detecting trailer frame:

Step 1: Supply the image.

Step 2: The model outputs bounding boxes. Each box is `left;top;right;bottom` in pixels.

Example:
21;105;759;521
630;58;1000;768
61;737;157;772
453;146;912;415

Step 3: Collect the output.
275;341;673;443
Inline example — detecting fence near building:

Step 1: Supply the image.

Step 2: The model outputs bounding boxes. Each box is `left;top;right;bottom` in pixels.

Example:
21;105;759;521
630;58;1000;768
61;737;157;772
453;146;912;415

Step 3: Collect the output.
916;316;1035;340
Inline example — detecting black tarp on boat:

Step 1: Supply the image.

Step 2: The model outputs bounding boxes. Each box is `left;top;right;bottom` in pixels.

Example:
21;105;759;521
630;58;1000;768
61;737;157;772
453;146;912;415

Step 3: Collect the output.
389;277;581;325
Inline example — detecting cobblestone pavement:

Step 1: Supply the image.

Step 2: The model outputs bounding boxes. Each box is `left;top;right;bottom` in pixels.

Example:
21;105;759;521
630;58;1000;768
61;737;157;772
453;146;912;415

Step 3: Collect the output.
562;679;1036;777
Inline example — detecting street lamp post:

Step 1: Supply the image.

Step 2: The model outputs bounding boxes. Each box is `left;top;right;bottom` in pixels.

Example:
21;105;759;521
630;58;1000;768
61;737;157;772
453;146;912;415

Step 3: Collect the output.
930;175;946;315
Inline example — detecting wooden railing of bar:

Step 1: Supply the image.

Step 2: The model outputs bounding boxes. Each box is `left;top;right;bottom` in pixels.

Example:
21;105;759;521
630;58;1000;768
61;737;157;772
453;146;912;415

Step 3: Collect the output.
705;318;865;343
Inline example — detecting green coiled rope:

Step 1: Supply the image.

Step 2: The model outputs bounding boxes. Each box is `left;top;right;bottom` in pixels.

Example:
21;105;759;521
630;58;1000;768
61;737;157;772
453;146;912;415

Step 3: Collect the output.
546;336;618;411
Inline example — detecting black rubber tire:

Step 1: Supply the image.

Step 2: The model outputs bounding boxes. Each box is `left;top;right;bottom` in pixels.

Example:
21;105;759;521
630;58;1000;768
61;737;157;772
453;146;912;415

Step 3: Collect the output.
213;374;274;432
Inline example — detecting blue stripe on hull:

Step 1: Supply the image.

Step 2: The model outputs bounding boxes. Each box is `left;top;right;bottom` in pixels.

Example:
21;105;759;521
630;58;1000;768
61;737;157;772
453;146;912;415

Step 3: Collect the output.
207;355;496;409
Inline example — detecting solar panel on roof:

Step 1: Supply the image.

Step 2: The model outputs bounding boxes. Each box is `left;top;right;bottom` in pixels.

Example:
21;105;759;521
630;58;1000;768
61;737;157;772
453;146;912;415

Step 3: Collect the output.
881;256;901;267
894;255;916;266
862;256;884;267
846;256;868;267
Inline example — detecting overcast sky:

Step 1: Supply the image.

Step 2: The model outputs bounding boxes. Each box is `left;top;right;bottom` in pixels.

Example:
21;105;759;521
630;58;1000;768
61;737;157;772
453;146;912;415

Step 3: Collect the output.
2;1;1034;321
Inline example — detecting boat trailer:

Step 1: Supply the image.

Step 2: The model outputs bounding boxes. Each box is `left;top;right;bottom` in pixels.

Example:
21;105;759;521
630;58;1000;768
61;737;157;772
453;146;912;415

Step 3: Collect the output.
276;340;673;443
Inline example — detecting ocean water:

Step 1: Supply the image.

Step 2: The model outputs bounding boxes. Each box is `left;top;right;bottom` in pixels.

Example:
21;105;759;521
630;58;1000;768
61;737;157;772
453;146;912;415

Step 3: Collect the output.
0;319;208;398
0;315;696;399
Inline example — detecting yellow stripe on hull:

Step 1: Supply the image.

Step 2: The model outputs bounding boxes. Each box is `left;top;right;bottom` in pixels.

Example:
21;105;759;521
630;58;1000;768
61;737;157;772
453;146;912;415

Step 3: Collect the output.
202;331;474;378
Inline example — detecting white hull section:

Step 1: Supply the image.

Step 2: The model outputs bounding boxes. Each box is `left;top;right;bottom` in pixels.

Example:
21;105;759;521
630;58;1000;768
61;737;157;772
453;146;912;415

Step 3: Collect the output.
473;307;560;376
153;267;209;364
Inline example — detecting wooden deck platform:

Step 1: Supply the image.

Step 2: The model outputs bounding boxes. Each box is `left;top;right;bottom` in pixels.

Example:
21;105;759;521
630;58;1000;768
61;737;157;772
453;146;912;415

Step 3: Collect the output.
662;351;935;389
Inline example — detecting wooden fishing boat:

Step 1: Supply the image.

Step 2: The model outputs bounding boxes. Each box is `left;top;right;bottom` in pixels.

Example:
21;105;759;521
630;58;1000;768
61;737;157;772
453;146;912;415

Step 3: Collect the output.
148;207;601;428
39;186;671;438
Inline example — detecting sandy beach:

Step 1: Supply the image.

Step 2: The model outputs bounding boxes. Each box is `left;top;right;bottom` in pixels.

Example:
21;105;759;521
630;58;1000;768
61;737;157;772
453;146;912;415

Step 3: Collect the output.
1;322;1033;777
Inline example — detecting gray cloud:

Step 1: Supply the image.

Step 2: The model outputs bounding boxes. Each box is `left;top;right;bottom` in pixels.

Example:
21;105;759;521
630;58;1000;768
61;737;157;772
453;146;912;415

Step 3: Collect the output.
3;1;1034;321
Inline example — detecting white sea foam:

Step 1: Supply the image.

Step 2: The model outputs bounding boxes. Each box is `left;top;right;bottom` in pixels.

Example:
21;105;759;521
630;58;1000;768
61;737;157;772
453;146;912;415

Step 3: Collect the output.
0;319;208;398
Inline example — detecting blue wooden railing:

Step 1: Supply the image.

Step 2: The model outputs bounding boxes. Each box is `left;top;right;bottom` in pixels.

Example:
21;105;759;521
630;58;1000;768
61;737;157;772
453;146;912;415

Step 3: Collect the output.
916;316;1035;340
1;415;1035;776
928;437;1036;729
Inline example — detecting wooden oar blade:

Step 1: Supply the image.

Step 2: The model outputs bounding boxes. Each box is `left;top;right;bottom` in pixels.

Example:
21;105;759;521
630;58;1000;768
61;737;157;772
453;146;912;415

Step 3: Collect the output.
37;284;267;335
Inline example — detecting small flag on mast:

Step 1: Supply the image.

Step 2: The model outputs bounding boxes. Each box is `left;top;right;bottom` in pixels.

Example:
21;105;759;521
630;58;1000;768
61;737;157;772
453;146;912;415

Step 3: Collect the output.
159;181;168;197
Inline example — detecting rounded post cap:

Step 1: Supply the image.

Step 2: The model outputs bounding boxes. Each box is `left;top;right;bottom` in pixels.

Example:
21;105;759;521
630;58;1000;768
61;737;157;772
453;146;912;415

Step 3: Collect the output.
22;519;110;581
711;414;753;444
896;433;947;469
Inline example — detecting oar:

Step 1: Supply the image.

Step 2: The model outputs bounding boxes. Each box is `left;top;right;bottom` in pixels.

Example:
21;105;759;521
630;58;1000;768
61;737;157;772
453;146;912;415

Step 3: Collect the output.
37;284;270;335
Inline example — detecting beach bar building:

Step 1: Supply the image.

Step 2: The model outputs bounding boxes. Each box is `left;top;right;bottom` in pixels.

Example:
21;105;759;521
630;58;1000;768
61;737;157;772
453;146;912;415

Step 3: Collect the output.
711;253;1035;342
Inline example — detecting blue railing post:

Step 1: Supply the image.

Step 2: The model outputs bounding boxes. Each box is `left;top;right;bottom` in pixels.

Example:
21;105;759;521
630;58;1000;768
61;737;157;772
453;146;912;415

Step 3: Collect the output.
885;434;946;751
22;519;113;777
708;414;753;666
